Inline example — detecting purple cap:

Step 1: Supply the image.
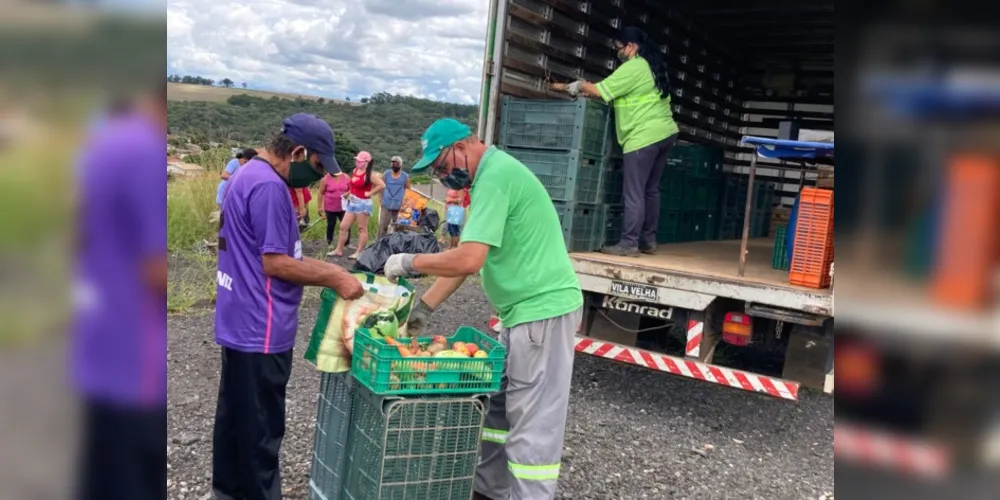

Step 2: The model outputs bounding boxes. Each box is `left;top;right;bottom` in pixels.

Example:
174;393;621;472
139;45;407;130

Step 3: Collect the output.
282;113;341;174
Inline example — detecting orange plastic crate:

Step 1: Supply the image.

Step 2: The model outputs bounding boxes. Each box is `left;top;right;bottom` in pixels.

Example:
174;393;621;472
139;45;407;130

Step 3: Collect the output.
931;155;1000;310
790;188;834;288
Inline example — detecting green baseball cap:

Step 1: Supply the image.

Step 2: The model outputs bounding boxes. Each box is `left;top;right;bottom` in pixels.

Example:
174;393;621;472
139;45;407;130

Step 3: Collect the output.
411;118;473;172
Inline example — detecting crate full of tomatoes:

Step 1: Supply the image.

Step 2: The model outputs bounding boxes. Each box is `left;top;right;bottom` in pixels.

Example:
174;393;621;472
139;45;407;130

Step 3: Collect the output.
352;325;505;396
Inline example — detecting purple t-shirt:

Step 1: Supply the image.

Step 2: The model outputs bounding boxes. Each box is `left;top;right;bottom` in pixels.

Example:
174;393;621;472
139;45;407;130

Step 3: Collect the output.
72;112;167;406
215;159;303;353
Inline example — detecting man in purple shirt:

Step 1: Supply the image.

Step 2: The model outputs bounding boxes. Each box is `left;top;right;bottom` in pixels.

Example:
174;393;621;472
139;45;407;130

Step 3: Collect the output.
72;86;168;500
213;113;364;500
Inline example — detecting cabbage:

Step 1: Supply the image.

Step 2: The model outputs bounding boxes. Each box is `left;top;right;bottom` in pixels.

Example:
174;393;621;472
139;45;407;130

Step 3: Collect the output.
361;311;399;339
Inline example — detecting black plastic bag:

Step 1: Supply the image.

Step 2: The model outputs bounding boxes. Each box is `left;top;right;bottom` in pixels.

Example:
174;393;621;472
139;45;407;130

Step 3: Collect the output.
418;208;440;234
353;231;441;274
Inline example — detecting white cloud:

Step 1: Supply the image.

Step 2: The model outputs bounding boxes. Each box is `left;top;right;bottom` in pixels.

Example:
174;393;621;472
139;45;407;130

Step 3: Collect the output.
166;0;489;104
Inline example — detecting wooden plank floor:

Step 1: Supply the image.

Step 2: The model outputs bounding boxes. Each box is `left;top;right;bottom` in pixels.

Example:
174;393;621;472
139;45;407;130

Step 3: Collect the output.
573;238;832;295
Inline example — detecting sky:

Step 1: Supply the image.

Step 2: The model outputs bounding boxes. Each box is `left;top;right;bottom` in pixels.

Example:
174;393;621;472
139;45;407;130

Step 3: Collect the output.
167;0;490;104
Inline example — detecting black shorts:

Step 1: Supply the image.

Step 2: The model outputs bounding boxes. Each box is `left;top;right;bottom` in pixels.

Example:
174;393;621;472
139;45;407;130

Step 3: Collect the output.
446;223;462;237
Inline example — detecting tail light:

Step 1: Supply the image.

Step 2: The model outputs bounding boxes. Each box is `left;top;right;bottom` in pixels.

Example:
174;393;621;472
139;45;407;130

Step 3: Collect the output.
836;341;879;397
722;312;752;346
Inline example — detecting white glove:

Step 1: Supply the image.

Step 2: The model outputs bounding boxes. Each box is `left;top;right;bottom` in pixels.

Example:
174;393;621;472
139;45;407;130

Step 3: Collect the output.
384;253;417;282
567;80;584;97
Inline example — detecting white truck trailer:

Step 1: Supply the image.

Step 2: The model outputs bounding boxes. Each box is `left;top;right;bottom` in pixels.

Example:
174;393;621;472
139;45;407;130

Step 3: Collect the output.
476;0;835;401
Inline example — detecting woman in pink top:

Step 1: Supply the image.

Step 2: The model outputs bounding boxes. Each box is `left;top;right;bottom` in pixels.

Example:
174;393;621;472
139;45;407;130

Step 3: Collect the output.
319;171;351;253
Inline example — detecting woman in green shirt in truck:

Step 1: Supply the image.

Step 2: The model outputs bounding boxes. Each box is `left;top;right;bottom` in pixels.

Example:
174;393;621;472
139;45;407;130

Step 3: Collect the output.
551;26;679;256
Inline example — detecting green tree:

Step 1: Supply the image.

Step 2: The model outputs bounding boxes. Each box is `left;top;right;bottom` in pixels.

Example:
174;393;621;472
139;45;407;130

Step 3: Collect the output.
221;78;234;88
169;94;477;167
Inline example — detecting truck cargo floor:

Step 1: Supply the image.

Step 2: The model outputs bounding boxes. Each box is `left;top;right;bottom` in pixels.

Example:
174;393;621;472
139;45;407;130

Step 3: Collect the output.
572;239;831;295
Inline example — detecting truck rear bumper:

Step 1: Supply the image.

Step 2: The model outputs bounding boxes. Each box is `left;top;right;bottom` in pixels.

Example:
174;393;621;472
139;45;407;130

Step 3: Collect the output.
574;335;802;400
488;316;803;400
835;422;951;478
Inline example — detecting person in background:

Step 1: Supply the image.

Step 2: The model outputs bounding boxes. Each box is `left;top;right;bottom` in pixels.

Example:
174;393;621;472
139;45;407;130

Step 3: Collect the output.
330;151;384;260
216;151;245;209
243;147;258;162
319;169;351;253
289;186;313;229
73;83;167;500
383;118;583;500
444;188;465;249
377;155;410;239
212;113;363;500
216;148;257;208
550;25;679;256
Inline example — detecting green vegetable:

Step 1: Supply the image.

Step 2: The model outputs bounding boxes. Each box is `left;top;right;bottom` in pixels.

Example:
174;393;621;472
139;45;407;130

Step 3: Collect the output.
362;311;399;339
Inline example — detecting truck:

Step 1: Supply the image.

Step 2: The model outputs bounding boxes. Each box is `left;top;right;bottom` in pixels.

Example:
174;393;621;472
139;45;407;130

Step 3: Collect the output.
476;0;835;403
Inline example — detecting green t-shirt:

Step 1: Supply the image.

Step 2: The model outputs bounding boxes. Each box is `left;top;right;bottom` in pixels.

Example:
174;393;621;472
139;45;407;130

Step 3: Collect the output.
596;56;679;154
461;147;583;328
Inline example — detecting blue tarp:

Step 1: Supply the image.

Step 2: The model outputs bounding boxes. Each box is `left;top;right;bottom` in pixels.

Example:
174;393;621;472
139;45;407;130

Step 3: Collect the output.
741;136;835;160
865;77;1000;118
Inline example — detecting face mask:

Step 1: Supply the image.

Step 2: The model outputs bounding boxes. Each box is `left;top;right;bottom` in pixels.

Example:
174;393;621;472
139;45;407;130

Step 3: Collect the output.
441;168;471;190
617;48;630;62
436;148;473;190
287;160;325;188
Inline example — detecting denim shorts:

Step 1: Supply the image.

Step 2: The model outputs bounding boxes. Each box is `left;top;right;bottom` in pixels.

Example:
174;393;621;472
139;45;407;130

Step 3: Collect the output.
345;196;373;215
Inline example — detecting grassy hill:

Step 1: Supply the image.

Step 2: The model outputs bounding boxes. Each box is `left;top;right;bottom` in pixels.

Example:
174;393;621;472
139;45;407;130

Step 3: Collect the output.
167;82;354;105
167;89;478;169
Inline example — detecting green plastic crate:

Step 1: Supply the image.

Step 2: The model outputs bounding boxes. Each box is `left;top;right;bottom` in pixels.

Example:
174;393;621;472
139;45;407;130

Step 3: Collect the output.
352;327;505;396
605;108;623;159
704;211;719;240
659;175;688;210
666;144;724;179
604;206;624;245
694;181;711;210
505;148;604;204
554;202;605;251
772;224;790;270
342;387;487;500
309;372;354;500
500;97;609;155
658;210;682;235
602;158;624;205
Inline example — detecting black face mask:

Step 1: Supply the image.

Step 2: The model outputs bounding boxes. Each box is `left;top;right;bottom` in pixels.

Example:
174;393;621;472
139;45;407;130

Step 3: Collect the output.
287;160;325;188
437;148;473;190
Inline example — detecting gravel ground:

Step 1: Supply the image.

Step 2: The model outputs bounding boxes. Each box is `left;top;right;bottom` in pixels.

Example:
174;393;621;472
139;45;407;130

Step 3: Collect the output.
167;250;833;500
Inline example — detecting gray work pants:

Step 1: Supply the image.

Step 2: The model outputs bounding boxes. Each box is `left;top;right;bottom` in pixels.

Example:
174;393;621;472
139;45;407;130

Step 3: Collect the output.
621;135;678;246
475;307;582;500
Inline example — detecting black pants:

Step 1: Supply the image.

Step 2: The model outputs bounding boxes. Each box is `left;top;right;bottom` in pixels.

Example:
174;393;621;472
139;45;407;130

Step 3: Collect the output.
325;210;348;245
76;398;166;500
621;134;678;246
212;347;294;500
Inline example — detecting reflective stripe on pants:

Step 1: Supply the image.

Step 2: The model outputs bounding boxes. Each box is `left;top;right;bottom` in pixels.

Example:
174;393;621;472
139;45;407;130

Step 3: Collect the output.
475;308;581;500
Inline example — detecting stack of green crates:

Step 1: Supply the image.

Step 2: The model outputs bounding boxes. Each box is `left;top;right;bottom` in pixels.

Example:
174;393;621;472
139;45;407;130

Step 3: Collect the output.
308;312;503;500
656;143;725;244
500;96;611;251
719;176;775;240
342;387;487;500
772;224;790;270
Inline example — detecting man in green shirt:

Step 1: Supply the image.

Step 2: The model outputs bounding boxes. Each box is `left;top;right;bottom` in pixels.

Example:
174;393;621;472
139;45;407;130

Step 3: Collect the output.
384;118;583;500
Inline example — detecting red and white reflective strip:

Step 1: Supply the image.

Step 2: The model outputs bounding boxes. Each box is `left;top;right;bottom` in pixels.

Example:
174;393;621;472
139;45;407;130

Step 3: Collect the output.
489;316;797;400
835;423;950;478
575;336;799;400
685;320;704;358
